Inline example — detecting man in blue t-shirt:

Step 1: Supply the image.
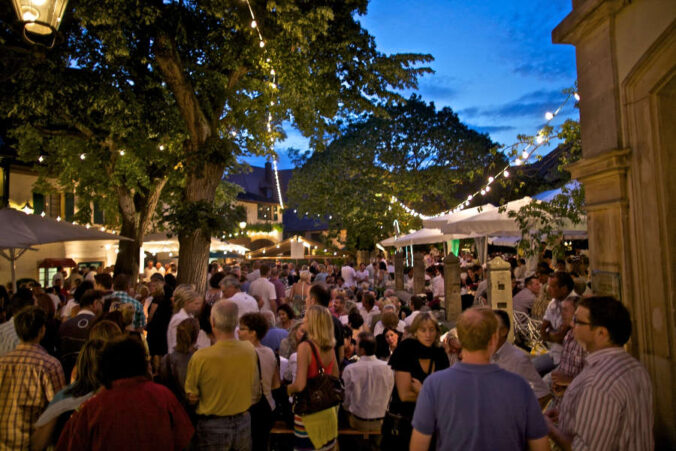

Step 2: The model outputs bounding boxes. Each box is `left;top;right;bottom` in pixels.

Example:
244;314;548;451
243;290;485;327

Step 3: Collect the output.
410;308;549;451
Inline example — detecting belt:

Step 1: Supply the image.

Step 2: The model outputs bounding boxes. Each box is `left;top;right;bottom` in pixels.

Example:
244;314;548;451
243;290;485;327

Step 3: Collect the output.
197;411;248;420
350;413;384;422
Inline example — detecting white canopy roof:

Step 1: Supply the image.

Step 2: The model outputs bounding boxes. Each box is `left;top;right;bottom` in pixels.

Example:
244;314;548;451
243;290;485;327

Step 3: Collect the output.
441;197;587;236
422;204;496;229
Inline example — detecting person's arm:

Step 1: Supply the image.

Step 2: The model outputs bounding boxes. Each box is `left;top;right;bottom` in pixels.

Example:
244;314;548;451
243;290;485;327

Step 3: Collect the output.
31;417;58;451
540;319;551;339
546;325;569;344
184;356;200;405
528;436;551;451
148;302;158;322
271;360;281;390
395;370;421;402
409;430;432;451
287;342;310;395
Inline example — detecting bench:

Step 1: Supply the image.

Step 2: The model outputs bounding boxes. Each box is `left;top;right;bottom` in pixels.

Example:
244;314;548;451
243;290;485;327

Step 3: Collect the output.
270;420;380;449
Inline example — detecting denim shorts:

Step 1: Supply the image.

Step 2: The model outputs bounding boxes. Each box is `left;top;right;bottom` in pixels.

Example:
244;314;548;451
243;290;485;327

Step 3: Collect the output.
194;412;251;451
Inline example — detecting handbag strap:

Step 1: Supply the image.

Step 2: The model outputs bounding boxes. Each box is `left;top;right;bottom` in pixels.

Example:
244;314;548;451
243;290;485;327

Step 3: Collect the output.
308;341;325;375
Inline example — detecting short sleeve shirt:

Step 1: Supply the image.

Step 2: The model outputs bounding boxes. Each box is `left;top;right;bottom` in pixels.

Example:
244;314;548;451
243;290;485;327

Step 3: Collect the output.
388;339;449;418
413;363;547;450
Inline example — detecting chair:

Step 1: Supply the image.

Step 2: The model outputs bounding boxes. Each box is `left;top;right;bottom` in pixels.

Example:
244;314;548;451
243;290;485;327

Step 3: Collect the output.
513;311;545;352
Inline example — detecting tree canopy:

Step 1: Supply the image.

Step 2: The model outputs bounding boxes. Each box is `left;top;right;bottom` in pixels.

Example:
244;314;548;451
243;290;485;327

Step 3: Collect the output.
287;96;506;249
0;0;432;288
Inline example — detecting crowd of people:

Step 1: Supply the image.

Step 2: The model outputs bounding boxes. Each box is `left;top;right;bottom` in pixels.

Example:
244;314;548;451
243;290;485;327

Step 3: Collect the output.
0;251;654;450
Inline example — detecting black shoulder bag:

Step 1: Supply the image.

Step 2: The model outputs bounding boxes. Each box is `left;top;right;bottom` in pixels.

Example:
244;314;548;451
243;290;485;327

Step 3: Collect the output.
292;342;344;416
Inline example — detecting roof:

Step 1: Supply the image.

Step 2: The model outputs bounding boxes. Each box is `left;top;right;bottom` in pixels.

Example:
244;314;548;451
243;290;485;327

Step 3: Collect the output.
225;163;328;232
225;162;293;205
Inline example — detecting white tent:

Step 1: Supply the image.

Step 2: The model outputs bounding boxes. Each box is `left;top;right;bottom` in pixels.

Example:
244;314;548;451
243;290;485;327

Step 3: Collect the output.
392;228;468;247
422;204;496;229
441;197;587;237
0;208;132;290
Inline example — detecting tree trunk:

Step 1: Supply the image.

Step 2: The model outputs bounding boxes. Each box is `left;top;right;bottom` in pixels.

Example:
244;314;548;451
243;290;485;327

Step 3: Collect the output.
177;161;224;295
114;217;142;279
177;228;211;294
113;180;166;281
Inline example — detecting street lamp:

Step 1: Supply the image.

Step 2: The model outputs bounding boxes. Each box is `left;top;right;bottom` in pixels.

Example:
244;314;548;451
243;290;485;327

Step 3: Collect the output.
11;0;69;46
239;221;247;230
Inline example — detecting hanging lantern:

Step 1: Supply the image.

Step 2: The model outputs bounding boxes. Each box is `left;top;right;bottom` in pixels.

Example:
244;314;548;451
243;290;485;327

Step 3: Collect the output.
12;0;69;46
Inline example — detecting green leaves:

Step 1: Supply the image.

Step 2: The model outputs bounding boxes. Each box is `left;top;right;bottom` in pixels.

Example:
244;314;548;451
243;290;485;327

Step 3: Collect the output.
287;96;504;250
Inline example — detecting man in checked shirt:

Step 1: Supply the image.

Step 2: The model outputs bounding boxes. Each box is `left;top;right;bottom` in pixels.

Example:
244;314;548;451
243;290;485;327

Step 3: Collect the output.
546;296;653;450
0;306;65;450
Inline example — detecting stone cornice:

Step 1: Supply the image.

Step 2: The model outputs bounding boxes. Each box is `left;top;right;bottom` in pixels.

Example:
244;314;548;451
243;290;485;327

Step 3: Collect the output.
567;148;631;182
552;0;626;45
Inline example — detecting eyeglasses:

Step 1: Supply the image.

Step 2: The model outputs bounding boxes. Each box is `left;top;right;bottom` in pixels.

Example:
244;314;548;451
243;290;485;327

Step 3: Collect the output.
572;317;591;326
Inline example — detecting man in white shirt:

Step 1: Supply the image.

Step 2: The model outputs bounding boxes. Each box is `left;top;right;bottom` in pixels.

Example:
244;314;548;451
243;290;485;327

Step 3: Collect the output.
341;262;357;288
430;266;444;299
220;274;259;319
342;332;394;432
535;272;575;375
143;260;156;282
248;264;277;312
491;310;551;407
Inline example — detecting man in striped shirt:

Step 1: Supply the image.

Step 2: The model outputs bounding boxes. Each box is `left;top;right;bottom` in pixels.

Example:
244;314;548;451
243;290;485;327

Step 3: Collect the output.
0;306;65;450
547;296;653;450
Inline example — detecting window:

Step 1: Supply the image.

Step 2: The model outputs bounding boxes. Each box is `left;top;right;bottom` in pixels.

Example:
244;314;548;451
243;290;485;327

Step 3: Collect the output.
257;204;277;221
46;193;61;218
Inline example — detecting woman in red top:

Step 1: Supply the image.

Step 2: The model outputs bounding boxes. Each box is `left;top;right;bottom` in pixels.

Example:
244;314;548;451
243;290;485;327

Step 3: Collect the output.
287;306;339;450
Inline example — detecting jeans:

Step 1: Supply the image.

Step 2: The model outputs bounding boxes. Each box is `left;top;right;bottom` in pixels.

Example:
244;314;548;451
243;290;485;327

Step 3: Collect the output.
194;412;251;451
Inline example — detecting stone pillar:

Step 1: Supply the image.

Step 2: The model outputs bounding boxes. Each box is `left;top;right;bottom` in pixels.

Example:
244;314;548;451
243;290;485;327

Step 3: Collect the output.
443;252;462;323
413;251;425;294
486;256;514;343
554;2;676;446
394;250;404;291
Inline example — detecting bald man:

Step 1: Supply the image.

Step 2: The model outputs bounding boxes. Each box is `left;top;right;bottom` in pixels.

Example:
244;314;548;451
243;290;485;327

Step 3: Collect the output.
410;308;549;451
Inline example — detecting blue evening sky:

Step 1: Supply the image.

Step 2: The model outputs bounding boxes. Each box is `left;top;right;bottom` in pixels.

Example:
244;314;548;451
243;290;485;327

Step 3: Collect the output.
243;0;578;170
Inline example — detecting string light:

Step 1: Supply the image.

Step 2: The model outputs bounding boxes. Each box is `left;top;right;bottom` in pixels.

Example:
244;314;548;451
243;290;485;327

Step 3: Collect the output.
38;155;44;163
241;0;284;210
80;153;86;160
119;150;125;156
388;90;575;218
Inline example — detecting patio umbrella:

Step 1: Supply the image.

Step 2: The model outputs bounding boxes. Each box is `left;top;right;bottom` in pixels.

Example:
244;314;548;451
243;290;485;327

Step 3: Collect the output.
0;208;132;291
392;228;468;247
422;204;496;229
441;197;587;236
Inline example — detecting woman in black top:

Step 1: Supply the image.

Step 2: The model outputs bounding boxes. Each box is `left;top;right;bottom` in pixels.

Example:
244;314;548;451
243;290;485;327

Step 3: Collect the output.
382;312;449;450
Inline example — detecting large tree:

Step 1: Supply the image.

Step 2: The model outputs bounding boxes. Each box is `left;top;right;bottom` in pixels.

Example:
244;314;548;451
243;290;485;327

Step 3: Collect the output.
0;1;431;289
287;96;506;249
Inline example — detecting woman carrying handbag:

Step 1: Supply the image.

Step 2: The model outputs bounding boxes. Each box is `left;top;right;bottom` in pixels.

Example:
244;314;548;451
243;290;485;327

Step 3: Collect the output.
287;306;341;451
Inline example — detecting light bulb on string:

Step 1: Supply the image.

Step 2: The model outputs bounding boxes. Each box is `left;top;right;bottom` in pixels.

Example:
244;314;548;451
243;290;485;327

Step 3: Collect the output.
251;20;257;28
488;176;494;184
545;112;554;121
480;189;486;196
80;153;86;160
503;170;510;178
536;134;544;144
485;186;491;192
259;41;265;48
514;158;522;166
574;93;580;101
38;155;44;163
521;151;529;159
119;150;125;156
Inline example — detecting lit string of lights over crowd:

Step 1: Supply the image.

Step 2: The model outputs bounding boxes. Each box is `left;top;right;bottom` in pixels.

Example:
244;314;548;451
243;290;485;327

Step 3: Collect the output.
389;91;579;220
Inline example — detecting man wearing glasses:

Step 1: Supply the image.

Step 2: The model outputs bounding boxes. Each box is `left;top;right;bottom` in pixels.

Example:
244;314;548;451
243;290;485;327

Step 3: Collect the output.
546;296;653;450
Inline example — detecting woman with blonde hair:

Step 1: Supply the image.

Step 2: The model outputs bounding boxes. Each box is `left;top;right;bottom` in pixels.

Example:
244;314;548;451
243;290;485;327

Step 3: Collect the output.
381;311;449;450
287;306;339;450
289;270;312;317
166;284;210;352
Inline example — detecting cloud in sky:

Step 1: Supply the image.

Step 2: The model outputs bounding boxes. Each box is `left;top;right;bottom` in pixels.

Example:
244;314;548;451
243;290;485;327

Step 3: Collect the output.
459;88;573;120
468;124;516;134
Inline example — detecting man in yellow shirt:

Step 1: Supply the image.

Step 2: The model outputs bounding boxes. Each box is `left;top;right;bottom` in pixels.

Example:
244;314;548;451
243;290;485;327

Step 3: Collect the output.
185;300;258;450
